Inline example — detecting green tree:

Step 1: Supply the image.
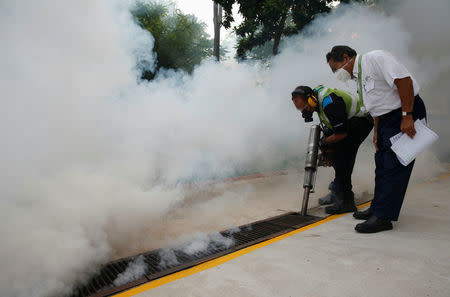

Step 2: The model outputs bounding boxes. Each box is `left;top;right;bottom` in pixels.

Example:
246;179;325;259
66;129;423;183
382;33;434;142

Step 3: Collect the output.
216;0;332;59
132;2;216;78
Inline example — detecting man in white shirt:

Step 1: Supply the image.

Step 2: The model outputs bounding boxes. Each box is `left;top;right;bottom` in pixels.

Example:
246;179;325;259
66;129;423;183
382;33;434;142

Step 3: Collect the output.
325;45;427;233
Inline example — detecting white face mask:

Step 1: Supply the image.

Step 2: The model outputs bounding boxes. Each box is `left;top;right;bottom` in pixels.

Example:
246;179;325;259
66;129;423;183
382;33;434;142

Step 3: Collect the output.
334;57;353;82
335;68;351;82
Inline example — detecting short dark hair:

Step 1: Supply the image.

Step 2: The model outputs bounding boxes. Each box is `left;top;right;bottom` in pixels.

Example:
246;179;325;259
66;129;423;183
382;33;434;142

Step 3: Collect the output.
326;45;357;62
291;86;313;100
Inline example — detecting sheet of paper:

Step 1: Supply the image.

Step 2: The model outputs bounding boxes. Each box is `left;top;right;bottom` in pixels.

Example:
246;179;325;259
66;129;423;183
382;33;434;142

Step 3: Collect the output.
390;132;403;145
390;119;439;166
390;118;427;145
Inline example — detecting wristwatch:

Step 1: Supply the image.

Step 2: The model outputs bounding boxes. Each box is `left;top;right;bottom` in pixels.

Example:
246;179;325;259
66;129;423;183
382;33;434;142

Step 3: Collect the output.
402;111;413;116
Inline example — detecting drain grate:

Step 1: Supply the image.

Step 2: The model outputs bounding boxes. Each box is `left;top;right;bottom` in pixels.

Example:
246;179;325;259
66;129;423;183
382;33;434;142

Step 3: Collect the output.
69;212;321;297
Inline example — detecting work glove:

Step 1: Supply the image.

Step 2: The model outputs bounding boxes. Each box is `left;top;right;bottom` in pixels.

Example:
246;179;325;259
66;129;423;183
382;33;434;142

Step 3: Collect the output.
318;137;329;151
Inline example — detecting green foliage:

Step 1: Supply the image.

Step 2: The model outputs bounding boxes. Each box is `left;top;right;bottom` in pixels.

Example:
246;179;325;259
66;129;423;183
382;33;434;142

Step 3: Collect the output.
216;0;332;59
132;2;215;77
246;40;274;61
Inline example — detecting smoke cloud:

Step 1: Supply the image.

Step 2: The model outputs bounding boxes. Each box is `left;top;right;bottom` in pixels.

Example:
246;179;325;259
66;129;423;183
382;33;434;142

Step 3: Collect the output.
0;0;448;296
113;255;147;287
158;232;234;269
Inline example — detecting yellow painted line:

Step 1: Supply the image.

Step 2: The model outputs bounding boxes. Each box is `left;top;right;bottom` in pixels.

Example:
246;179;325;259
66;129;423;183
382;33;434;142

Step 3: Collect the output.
114;212;364;297
356;200;372;210
114;173;449;297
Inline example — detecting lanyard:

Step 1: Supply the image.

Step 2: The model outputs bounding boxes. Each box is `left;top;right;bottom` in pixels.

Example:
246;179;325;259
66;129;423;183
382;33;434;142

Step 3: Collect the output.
358;54;364;104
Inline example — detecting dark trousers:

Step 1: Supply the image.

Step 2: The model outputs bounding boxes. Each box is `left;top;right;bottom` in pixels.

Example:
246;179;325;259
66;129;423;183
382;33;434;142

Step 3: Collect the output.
332;116;374;193
371;95;427;221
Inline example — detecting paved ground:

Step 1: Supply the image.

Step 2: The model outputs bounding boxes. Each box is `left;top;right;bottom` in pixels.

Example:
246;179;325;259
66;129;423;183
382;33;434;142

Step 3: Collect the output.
127;173;450;297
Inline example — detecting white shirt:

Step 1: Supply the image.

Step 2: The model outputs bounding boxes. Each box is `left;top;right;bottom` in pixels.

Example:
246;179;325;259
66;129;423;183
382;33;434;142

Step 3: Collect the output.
352;50;420;117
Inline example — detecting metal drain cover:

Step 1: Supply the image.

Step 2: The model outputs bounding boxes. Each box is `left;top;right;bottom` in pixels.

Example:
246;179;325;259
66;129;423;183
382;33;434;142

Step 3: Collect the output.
69;212;322;297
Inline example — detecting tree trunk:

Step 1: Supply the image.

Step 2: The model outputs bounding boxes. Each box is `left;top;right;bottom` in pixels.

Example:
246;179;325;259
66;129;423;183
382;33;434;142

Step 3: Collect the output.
213;2;222;61
272;12;288;56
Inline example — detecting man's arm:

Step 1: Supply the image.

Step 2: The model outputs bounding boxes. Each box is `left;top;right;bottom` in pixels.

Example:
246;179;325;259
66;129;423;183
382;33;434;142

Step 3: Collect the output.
394;77;415;138
326;133;347;143
323;93;348;144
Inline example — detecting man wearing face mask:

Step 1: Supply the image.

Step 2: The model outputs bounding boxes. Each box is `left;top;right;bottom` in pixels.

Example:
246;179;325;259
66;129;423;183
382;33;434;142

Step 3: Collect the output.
291;85;373;214
326;45;427;233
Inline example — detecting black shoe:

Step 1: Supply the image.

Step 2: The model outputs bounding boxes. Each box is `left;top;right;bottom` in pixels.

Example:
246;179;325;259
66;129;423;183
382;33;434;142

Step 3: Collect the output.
325;191;357;214
355;215;393;233
318;192;337;205
353;208;372;220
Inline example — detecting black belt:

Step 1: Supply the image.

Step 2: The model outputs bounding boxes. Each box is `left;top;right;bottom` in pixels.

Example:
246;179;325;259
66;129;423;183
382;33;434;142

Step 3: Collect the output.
378;108;401;120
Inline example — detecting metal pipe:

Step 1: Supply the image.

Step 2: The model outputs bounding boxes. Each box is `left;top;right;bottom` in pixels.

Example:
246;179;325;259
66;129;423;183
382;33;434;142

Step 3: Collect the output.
300;125;321;216
301;186;310;216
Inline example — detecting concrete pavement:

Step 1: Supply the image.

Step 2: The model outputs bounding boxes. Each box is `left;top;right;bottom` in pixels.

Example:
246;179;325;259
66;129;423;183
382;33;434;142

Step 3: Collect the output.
121;173;450;297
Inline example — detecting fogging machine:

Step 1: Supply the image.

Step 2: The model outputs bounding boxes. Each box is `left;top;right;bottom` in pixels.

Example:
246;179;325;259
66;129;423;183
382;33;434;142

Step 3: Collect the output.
300;125;332;216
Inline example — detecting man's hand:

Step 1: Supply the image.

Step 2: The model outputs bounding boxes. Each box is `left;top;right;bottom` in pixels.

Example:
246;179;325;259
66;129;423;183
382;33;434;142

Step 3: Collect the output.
373;131;378;151
401;115;416;138
318;137;329;151
318;151;334;167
